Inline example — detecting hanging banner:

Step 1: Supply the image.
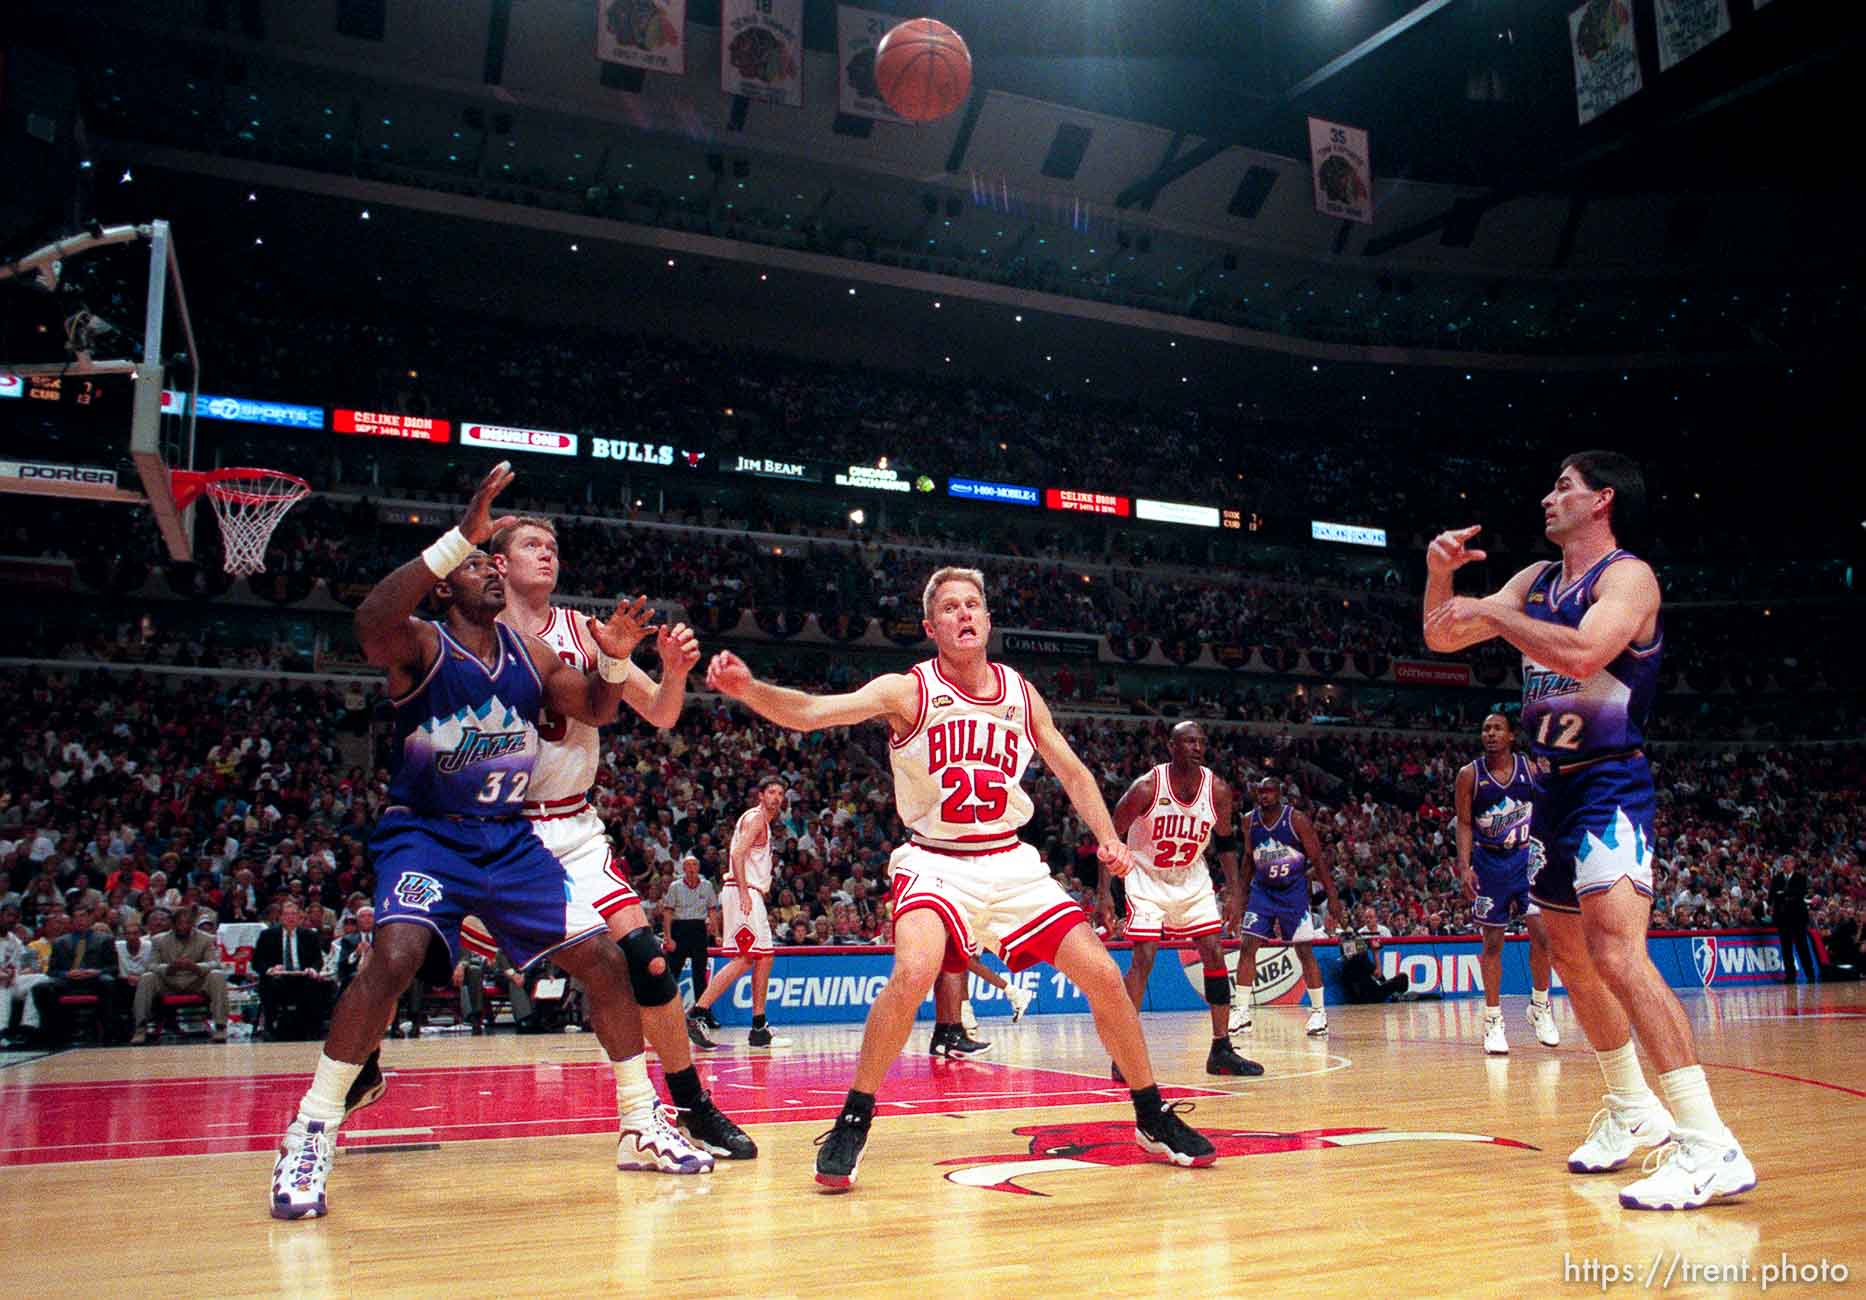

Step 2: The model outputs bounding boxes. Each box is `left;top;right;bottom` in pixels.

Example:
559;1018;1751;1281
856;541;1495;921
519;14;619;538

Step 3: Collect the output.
721;0;804;108
1656;0;1730;72
597;0;687;74
1570;0;1643;126
1307;117;1373;225
837;6;909;122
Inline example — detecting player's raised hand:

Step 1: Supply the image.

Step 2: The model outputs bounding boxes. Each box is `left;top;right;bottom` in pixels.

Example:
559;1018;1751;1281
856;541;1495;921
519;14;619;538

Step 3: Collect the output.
587;594;658;661
704;650;754;699
654;623;700;676
460;461;519;544
1097;838;1135;879
1425;525;1487;576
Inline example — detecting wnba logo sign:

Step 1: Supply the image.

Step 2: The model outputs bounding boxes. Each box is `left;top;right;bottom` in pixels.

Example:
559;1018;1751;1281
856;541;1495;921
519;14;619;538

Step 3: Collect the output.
1694;935;1783;987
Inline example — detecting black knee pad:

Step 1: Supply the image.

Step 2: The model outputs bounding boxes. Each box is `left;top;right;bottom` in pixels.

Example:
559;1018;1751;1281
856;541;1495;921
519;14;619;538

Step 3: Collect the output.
1203;974;1231;1007
618;926;677;1007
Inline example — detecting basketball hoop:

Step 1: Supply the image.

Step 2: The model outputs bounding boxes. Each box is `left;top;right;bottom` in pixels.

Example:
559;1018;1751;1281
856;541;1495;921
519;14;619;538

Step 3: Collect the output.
171;466;311;576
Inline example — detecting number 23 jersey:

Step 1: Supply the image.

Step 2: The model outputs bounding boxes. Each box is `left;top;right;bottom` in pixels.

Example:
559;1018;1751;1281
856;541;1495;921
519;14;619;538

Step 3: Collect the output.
889;659;1036;854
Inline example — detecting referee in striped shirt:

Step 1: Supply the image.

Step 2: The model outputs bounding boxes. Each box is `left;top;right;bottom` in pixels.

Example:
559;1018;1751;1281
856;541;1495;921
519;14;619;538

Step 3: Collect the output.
662;855;720;1031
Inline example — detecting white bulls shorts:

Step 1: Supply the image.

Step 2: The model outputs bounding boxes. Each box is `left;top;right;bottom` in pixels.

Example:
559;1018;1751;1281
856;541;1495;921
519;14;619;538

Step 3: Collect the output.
889;841;1085;974
719;887;774;959
1123;864;1222;943
526;806;640;930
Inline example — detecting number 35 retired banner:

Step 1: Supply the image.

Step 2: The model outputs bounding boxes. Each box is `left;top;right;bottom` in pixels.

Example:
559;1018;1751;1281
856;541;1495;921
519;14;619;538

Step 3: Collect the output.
597;0;687;75
721;0;804;107
1308;117;1373;225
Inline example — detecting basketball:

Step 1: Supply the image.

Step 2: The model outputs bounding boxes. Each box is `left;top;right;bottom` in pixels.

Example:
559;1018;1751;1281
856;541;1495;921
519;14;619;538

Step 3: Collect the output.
875;18;972;123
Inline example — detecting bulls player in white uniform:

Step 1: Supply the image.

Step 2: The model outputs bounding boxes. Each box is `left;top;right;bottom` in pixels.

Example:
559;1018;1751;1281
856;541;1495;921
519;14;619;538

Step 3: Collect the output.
1107;721;1260;1077
491;516;755;1165
705;565;1215;1190
688;778;786;1048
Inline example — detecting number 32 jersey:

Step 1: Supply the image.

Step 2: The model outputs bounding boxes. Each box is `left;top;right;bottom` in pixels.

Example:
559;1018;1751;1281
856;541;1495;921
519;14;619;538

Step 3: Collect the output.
889;659;1035;854
388;620;543;816
1520;550;1661;764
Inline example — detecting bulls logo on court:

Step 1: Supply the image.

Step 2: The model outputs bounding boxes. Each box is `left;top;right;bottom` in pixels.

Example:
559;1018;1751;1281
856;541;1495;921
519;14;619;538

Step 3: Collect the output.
393;871;445;913
1693;936;1718;986
939;1122;1536;1195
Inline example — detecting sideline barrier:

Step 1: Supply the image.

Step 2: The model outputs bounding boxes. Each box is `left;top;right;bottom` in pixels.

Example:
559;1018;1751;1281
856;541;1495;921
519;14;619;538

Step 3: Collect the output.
693;929;1787;1026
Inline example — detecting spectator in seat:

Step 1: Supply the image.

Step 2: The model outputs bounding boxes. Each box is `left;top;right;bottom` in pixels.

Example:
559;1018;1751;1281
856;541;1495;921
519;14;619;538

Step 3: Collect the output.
116;916;157;995
331;904;376;995
131;906;229;1043
2;913;54;1043
32;902;123;1043
253;899;332;1040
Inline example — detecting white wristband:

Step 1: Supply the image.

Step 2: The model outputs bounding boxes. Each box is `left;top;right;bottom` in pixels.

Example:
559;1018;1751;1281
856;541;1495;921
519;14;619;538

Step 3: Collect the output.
421;527;473;579
595;647;630;684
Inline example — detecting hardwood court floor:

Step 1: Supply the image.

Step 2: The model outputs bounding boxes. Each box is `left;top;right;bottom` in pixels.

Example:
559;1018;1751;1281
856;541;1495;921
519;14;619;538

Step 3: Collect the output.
2;983;1861;1297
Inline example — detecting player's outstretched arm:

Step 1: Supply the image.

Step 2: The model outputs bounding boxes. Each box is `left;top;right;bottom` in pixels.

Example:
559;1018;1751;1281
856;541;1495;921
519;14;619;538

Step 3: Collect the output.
1102;770;1156;917
530;595;664;726
1458;558;1660;680
1026;685;1134;878
1421;525;1544;654
1453;763;1478;901
355;461;517;686
703;651;918;735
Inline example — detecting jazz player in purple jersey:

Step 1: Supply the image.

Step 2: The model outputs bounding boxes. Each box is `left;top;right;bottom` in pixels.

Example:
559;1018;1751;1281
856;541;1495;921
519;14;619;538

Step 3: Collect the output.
1237;777;1343;1038
270;464;714;1220
1425;451;1754;1210
1454;712;1559;1055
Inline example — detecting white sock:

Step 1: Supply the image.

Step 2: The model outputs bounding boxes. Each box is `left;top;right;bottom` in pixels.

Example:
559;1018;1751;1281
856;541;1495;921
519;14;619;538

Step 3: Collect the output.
297;1053;364;1126
614;1053;657;1128
1530;988;1551;1008
1484;1004;1503;1021
1657;1065;1725;1136
1308;987;1325;1014
1596;1040;1659;1110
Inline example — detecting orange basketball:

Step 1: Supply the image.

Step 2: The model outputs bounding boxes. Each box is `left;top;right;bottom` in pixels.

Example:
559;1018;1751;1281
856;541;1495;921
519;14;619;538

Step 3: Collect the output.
875;18;972;123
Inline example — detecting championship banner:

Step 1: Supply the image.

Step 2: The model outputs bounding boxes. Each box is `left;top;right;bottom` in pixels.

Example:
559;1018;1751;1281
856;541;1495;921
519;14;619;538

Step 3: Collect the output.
597;0;687;74
1656;0;1730;72
1570;0;1643;126
1307;117;1373;225
837;5;909;122
1393;659;1472;687
720;0;803;108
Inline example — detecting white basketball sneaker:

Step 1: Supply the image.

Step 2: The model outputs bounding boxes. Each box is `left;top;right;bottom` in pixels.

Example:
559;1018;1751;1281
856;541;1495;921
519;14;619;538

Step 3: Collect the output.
1528;999;1560;1047
270;1118;335;1220
1229;1004;1252;1034
1006;983;1034;1023
1483;1014;1509;1055
1566;1097;1675;1173
1617;1128;1757;1211
1305;1010;1328;1037
617;1106;714;1175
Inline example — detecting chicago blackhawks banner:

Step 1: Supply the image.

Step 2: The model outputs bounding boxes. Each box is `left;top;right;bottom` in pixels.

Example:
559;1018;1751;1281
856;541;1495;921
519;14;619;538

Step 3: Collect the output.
837;5;909;122
721;0;804;108
1570;0;1643;126
1307;117;1373;225
597;0;686;75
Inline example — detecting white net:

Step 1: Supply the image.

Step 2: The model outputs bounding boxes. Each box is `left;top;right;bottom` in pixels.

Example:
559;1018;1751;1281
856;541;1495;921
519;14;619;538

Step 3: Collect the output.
202;470;311;576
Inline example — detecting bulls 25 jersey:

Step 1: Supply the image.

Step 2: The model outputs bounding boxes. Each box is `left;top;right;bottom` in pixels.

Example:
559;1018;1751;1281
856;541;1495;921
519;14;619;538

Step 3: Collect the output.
889;660;1035;853
524;605;601;802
